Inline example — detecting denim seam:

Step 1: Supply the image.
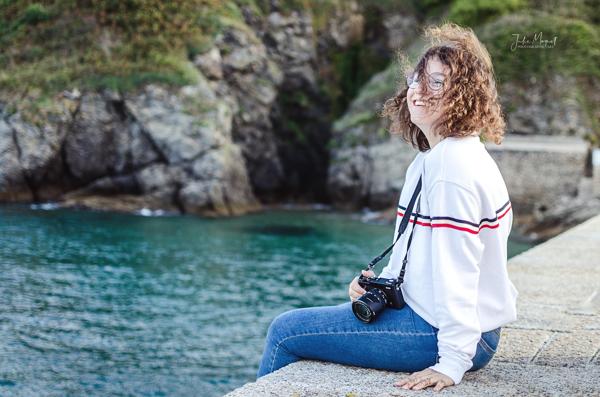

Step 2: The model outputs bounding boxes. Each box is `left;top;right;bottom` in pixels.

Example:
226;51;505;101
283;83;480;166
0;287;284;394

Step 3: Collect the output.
478;336;496;355
269;330;436;373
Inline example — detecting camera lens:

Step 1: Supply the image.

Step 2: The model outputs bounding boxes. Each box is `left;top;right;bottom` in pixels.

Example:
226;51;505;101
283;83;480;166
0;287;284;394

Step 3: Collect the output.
353;300;372;322
352;288;387;323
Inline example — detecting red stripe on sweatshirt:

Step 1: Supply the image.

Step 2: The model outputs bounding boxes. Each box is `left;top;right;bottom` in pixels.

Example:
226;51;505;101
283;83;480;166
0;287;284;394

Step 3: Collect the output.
396;203;512;234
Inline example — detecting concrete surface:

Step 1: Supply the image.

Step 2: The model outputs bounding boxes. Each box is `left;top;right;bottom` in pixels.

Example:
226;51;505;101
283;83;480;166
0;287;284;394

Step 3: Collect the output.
225;213;600;396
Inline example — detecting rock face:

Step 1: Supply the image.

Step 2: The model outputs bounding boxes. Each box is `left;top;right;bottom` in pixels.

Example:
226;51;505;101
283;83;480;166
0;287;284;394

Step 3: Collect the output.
260;10;331;203
0;8;325;216
0;116;31;201
0;102;72;202
328;139;418;210
0;76;261;217
210;26;286;201
0;2;411;216
500;75;594;137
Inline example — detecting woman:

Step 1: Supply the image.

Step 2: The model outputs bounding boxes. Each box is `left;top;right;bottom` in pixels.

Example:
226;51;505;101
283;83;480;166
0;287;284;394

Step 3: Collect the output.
256;22;518;392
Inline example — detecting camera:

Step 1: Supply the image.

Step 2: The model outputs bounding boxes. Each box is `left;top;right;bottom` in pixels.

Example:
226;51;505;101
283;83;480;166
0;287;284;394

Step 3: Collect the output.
352;273;406;323
351;174;422;323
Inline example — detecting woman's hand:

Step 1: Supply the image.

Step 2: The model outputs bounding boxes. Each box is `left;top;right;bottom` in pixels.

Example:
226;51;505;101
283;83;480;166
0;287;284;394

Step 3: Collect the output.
394;368;455;391
348;270;375;301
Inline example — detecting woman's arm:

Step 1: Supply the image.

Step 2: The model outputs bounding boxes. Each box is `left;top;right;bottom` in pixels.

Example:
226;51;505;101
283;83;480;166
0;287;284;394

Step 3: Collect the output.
426;179;485;385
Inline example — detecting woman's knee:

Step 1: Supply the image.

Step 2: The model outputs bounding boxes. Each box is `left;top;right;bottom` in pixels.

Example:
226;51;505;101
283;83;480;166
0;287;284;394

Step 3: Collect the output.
266;308;304;342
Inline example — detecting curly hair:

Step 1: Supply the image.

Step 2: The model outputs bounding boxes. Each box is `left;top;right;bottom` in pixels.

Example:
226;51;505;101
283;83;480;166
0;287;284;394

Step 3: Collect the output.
380;22;506;152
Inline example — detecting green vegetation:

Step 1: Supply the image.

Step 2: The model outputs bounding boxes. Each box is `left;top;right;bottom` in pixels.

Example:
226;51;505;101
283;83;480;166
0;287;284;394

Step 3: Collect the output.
0;0;239;97
333;110;378;132
326;42;390;118
448;0;526;27
474;8;600;143
0;0;397;98
0;0;400;123
476;11;600;82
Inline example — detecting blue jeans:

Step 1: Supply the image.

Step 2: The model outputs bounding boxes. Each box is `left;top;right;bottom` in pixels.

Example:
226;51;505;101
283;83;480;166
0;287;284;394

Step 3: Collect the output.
257;301;501;378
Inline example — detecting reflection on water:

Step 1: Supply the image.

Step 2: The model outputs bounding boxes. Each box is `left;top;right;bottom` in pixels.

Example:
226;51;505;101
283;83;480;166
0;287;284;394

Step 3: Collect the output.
0;204;533;396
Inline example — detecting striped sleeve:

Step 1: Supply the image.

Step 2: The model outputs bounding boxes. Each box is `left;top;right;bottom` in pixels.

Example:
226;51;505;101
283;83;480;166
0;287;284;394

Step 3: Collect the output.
426;180;485;385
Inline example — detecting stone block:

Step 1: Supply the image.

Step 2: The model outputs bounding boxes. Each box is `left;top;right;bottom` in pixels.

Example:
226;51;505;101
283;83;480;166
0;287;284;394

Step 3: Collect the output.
494;328;552;364
534;331;600;367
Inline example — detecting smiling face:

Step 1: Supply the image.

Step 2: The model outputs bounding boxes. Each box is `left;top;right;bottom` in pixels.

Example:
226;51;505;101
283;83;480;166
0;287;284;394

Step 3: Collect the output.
381;23;506;152
406;56;449;132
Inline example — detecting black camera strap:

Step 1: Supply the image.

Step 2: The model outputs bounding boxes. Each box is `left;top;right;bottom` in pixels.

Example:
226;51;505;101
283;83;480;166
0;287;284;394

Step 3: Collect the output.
365;175;422;279
398;191;421;283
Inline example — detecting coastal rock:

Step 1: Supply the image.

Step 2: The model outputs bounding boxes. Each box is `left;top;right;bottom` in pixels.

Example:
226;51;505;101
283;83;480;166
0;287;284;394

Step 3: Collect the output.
121;78;259;215
264;11;317;83
1;102;73;201
327;12;364;49
213;25;286;199
327;139;417;210
260;10;331;202
0;118;31;201
501;75;594;137
0;73;260;217
64;91;159;184
382;13;419;51
0;3;401;214
180;142;260;216
193;47;223;80
125;83;224;164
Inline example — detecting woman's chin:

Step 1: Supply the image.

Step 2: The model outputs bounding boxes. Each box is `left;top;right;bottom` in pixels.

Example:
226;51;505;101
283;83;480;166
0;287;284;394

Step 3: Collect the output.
409;113;430;123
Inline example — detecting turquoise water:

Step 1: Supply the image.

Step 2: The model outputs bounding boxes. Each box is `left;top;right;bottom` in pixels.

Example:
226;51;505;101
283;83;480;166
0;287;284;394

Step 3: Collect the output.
0;205;533;396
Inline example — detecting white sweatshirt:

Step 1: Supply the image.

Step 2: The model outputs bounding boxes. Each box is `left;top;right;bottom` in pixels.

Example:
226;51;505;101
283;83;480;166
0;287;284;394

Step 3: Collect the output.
378;135;519;385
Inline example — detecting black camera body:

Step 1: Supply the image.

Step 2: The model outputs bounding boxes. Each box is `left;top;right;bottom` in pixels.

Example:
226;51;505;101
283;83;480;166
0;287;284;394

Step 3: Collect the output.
351;174;422;323
352;274;406;323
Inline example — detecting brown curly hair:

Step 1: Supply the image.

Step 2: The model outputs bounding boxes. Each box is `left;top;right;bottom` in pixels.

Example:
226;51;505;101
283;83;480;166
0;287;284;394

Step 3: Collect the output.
380;22;506;152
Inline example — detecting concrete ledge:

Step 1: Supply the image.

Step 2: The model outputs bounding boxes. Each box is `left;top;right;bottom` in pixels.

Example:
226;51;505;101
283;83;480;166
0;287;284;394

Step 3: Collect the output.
226;360;600;396
226;214;600;396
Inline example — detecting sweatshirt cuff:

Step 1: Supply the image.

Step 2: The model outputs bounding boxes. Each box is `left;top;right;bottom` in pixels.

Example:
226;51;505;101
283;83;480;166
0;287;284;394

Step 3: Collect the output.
428;361;466;386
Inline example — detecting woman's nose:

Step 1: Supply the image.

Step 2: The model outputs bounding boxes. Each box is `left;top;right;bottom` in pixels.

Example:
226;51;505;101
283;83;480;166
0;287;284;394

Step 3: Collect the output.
409;88;422;102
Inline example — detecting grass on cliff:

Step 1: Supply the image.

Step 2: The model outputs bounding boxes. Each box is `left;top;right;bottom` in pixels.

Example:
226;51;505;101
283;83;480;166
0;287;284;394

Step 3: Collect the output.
476;11;600;82
475;9;600;144
0;0;239;124
0;0;407;124
0;0;239;96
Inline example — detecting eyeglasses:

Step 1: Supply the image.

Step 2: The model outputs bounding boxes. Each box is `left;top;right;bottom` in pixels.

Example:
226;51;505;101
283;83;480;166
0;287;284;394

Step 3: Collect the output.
406;71;446;92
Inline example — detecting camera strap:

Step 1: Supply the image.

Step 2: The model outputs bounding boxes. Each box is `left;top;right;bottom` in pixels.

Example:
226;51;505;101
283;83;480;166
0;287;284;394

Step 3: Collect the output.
398;190;421;283
365;175;422;275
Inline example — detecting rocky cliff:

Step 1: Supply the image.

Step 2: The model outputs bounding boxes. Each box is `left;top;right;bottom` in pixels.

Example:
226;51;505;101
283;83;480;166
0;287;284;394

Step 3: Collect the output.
0;1;405;216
